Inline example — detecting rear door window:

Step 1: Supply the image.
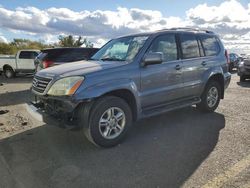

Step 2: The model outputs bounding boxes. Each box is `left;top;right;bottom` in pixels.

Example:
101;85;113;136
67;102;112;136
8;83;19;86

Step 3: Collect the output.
180;34;200;59
200;36;220;56
148;34;178;62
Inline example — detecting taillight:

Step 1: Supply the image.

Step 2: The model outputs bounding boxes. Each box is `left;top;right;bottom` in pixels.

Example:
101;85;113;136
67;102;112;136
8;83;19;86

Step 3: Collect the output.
43;60;53;68
225;50;230;64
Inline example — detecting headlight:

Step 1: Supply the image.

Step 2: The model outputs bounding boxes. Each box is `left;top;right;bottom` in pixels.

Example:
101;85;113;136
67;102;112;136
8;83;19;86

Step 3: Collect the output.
48;76;84;96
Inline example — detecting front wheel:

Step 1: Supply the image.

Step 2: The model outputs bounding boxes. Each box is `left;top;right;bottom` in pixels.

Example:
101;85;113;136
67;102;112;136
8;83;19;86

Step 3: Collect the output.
80;96;132;147
197;81;221;113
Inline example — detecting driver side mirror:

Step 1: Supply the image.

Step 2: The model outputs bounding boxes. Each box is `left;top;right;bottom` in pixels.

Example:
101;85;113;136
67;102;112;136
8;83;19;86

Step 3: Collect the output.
142;52;163;67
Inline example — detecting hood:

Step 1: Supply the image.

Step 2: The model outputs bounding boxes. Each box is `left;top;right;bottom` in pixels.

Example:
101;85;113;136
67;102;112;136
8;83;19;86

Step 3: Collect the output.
36;60;127;78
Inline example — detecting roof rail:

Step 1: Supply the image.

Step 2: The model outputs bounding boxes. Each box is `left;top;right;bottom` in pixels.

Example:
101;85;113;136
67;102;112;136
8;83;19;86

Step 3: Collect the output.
169;27;214;33
158;27;214;34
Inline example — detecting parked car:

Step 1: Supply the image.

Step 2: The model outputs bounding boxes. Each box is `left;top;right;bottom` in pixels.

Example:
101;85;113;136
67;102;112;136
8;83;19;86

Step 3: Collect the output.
34;47;99;72
30;28;231;147
0;50;40;78
229;53;240;72
238;55;250;82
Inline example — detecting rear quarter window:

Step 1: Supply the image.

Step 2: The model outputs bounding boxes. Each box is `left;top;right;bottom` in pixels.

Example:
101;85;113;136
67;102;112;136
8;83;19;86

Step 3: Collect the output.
200;35;220;56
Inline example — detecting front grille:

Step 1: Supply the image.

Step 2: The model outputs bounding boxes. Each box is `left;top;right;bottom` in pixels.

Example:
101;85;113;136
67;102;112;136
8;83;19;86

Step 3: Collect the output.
245;68;250;72
32;75;52;94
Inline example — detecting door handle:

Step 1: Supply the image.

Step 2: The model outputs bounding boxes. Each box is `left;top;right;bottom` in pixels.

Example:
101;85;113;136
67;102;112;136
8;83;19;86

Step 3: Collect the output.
201;61;207;66
175;64;181;70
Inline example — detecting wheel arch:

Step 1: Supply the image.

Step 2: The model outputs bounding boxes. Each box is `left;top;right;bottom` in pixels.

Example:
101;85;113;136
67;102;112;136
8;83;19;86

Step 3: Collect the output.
3;64;15;72
102;89;138;121
207;73;224;99
75;79;141;121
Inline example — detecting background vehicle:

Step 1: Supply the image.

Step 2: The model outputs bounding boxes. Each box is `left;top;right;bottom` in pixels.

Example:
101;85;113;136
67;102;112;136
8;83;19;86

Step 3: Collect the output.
229;53;240;72
34;47;99;72
0;50;39;78
238;55;250;82
31;28;231;147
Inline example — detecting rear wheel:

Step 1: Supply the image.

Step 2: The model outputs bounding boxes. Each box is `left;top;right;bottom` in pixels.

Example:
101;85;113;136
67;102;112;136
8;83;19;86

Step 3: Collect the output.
79;96;132;147
197;81;221;113
4;67;15;78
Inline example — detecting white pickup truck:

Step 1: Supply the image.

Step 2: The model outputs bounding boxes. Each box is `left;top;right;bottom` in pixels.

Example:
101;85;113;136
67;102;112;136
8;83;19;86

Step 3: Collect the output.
0;50;40;78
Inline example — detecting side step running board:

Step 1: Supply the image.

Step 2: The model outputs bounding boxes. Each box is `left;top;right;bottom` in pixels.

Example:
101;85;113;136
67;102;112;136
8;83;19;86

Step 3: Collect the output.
142;97;201;118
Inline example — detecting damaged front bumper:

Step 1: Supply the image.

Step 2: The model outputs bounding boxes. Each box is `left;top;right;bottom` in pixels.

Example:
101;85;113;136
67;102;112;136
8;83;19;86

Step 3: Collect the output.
28;94;82;128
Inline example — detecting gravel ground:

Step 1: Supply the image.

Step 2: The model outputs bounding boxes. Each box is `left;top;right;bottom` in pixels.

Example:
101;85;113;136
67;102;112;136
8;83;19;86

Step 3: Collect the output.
0;73;249;188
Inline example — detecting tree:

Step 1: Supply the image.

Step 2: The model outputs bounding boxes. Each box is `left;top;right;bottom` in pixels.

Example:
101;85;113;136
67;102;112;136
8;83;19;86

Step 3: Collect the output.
0;39;52;55
0;43;16;55
0;35;94;55
58;35;93;47
83;38;94;48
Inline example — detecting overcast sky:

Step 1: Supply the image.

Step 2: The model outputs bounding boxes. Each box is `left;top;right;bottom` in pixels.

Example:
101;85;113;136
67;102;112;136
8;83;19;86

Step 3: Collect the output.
0;0;250;54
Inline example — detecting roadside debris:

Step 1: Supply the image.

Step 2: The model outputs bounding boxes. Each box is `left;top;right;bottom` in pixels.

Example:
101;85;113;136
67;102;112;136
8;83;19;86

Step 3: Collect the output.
0;112;31;136
21;122;28;126
0;110;9;115
14;113;29;126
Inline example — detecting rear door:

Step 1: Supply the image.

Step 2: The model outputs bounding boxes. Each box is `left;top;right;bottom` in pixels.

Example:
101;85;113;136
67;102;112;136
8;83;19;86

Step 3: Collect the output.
17;51;39;71
179;33;206;98
180;34;221;98
140;33;183;109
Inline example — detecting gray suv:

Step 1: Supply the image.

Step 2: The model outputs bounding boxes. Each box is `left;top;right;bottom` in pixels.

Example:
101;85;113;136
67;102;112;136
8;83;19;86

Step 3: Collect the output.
31;28;231;147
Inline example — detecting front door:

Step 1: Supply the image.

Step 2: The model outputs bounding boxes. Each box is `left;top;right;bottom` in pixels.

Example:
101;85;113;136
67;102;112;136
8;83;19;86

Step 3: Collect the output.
140;34;183;109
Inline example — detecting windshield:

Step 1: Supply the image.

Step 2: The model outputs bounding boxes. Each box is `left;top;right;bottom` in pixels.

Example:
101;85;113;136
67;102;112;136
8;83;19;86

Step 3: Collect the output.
91;35;149;62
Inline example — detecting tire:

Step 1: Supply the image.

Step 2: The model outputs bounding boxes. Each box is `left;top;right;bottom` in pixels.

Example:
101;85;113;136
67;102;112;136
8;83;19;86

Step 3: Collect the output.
79;96;132;147
240;75;246;82
229;64;233;72
4;67;15;78
197;81;221;113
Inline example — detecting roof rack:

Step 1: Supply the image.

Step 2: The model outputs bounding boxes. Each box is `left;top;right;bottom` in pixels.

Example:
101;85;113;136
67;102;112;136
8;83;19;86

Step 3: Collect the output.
159;27;214;34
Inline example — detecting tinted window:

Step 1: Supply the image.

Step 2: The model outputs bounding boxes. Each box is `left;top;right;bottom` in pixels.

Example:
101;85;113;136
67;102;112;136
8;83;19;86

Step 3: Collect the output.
53;50;90;62
148;34;177;62
43;48;99;62
229;53;239;62
19;51;38;59
200;36;220;56
180;34;200;59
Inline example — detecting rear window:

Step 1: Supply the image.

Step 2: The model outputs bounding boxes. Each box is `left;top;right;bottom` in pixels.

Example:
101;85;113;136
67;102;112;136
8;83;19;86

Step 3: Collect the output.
200;36;220;56
180;34;200;59
41;48;98;62
19;51;38;59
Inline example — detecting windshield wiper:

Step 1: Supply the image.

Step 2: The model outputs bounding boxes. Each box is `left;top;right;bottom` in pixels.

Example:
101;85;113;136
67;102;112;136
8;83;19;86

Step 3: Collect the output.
100;57;125;61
